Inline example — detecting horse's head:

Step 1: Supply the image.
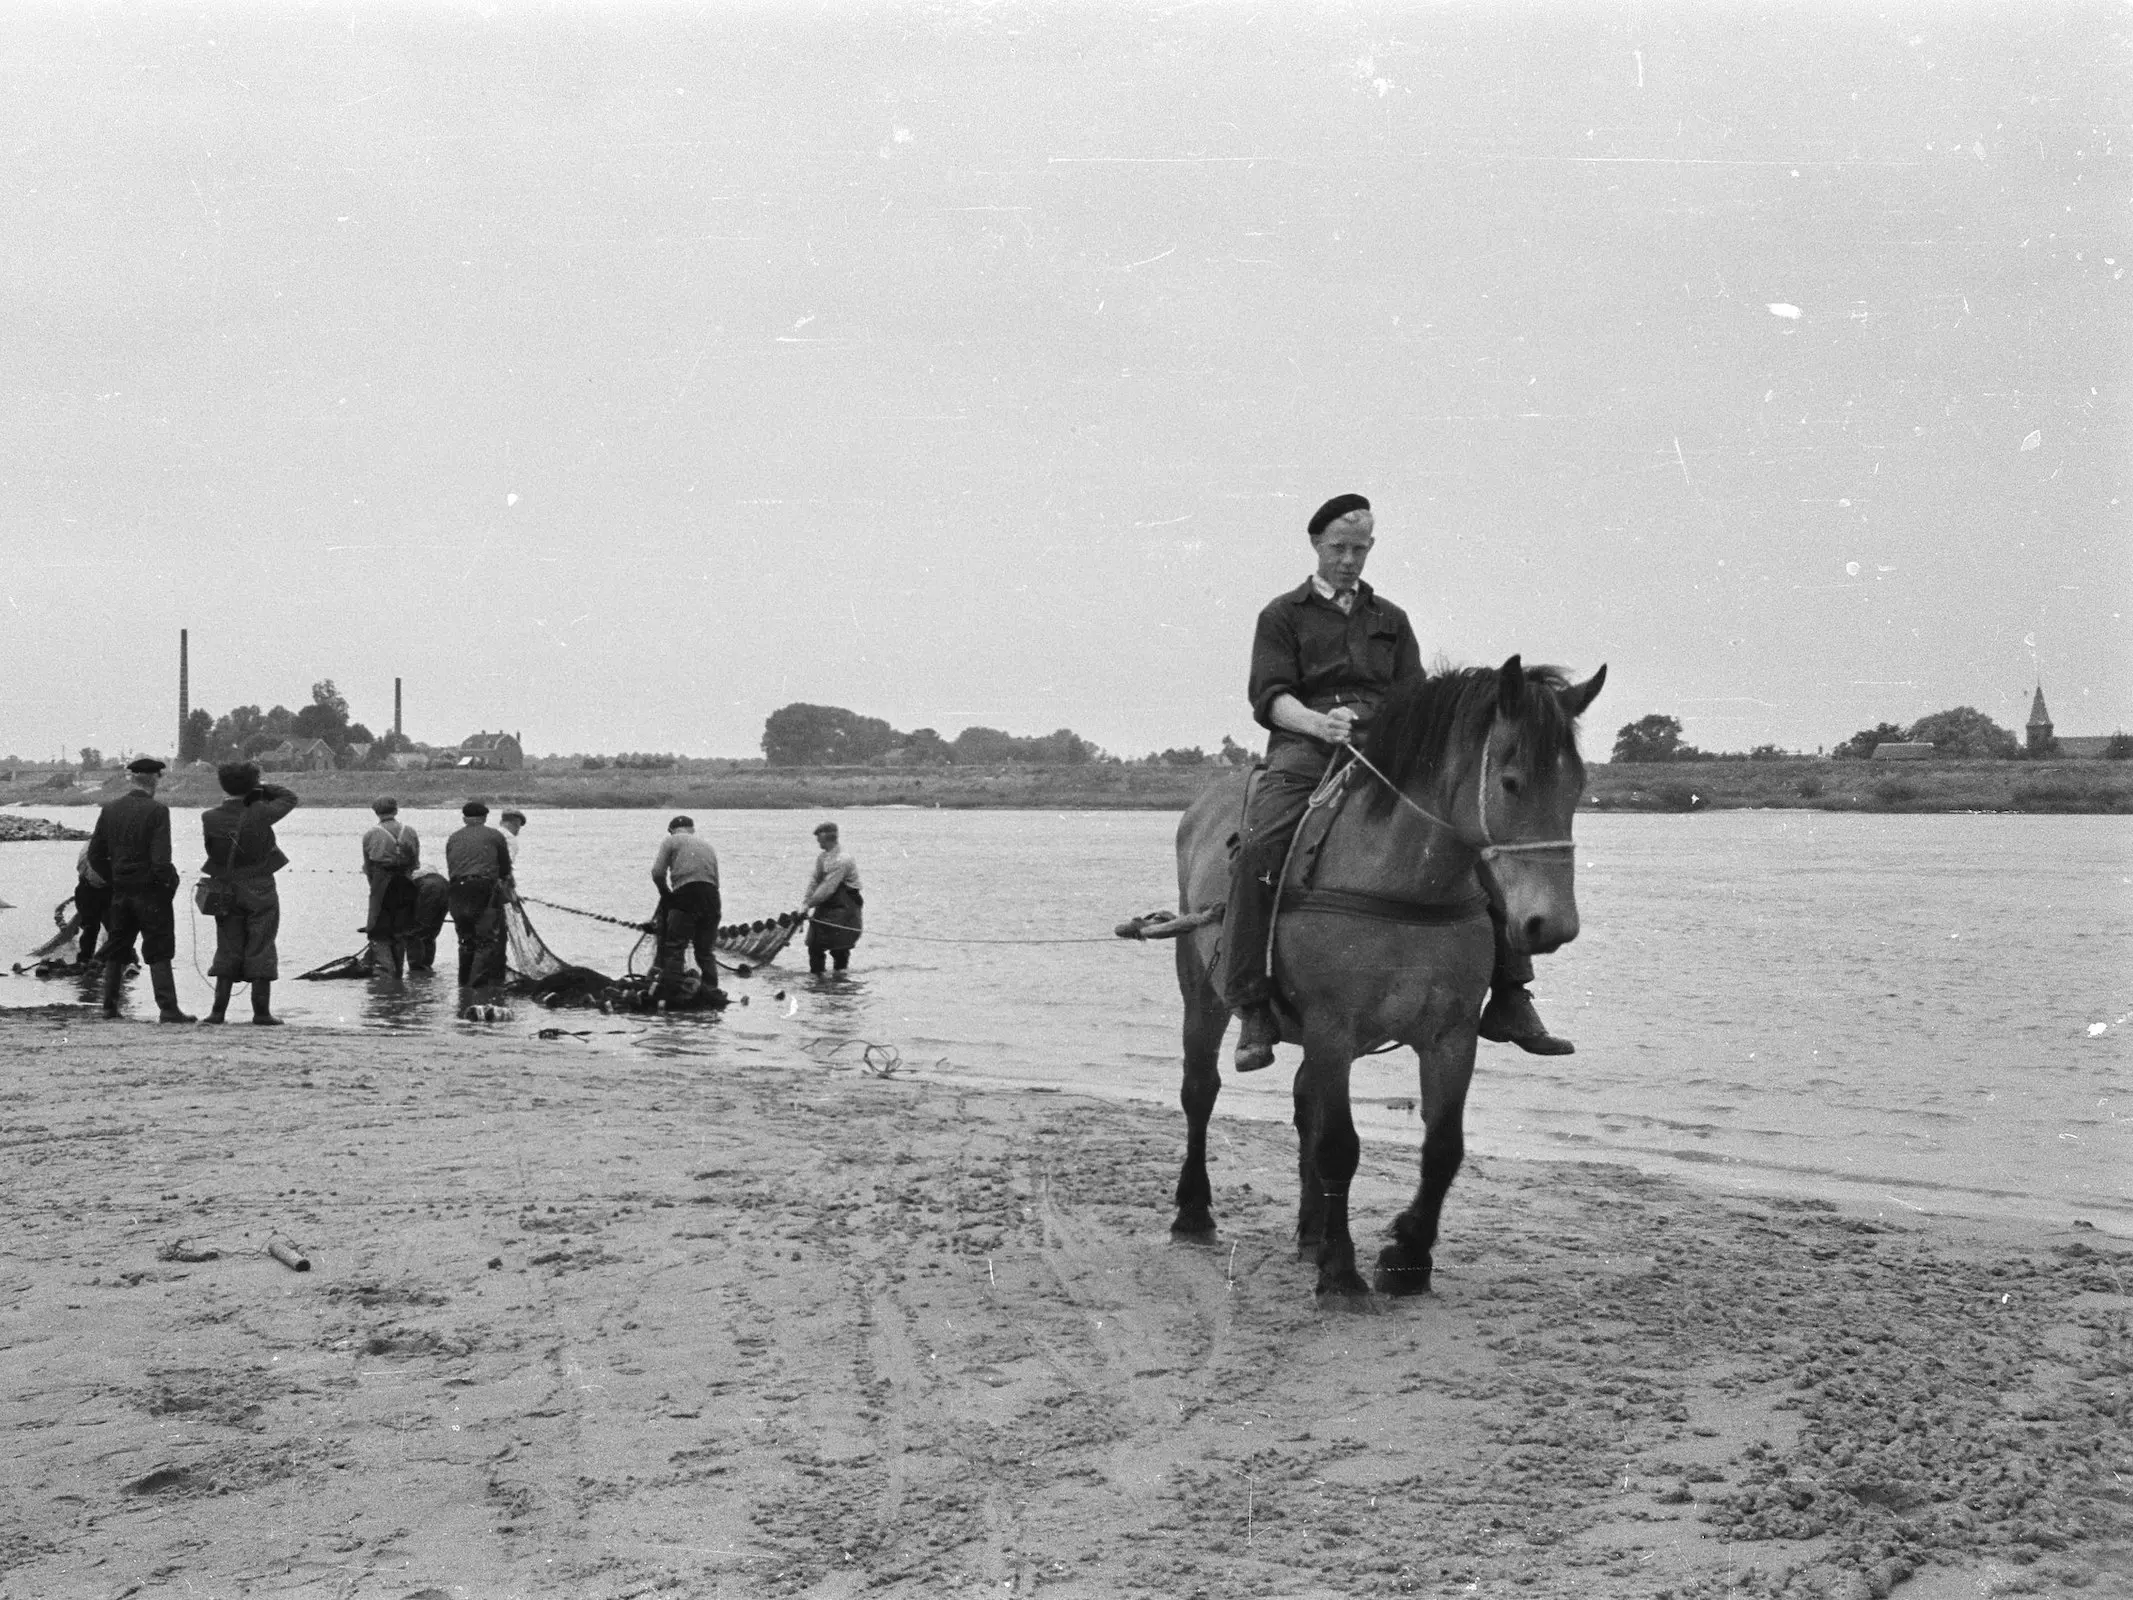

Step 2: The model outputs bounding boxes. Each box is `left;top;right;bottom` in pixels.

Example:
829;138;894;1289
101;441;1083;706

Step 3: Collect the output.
1477;655;1605;954
1360;655;1606;955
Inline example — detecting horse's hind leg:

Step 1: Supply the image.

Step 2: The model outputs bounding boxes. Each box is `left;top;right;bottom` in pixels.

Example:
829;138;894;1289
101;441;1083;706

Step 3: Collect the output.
1171;943;1226;1238
1377;1042;1475;1297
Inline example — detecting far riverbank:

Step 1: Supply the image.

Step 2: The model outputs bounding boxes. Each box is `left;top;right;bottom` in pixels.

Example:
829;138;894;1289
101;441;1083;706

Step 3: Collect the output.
7;755;2129;815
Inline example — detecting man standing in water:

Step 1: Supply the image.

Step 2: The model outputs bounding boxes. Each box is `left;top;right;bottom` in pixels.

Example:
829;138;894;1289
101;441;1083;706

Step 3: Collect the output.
361;796;419;977
86;756;192;1021
444;801;515;1002
801;821;863;975
649;815;720;995
1224;493;1572;1073
72;841;111;969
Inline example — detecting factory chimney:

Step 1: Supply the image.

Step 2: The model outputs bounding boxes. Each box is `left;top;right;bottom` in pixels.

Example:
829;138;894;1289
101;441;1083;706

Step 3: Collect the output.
394;678;403;739
178;629;190;763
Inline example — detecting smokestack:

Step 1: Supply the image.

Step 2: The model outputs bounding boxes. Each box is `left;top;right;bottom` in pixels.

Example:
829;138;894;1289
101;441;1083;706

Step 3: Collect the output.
178;629;189;763
394;677;403;738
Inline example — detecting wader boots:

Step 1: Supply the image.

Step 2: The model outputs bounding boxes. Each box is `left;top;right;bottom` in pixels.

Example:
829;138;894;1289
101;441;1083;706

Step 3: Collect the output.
149;961;196;1024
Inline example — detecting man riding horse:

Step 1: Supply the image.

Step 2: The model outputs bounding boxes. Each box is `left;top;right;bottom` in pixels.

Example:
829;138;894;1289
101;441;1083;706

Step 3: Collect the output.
1224;493;1575;1072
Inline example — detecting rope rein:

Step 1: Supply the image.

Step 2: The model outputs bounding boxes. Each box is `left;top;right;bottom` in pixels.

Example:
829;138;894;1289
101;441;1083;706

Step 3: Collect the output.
1341;741;1576;861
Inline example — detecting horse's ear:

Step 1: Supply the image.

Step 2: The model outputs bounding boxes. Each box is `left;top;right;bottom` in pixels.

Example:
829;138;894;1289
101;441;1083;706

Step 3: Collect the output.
1560;664;1608;718
1497;654;1526;716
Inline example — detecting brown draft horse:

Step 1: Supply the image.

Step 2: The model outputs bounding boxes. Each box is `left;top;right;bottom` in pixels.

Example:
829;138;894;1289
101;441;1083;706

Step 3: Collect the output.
1166;656;1605;1300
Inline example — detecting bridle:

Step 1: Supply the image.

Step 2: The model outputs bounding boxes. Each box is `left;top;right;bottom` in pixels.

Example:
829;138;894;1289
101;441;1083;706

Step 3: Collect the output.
1336;738;1576;863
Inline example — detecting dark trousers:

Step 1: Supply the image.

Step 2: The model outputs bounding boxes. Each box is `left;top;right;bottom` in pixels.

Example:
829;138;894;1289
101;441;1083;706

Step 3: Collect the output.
103;882;177;968
1220;757;1532;1013
659;881;721;985
806;887;862;972
208;876;281;980
365;867;416;974
74;881;112;964
408;876;450;971
449;878;507;990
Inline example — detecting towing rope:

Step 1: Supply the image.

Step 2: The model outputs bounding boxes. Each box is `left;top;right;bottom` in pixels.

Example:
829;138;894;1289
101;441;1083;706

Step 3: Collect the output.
517;894;654;934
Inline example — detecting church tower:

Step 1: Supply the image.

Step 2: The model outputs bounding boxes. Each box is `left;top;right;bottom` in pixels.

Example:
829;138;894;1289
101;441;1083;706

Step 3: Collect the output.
2026;685;2054;755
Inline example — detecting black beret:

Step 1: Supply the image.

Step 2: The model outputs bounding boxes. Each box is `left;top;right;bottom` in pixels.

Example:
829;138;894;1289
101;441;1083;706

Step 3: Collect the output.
126;756;166;775
1308;494;1371;538
462;800;489;817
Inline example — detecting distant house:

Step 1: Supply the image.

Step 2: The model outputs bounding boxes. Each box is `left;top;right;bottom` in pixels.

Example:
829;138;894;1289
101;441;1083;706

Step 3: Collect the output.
456;731;524;771
260;738;336;772
344;742;372;765
1870;742;1935;761
386;751;432;771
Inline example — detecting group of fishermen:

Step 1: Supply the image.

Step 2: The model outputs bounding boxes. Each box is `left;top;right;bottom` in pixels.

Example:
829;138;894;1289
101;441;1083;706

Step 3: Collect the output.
73;760;867;1022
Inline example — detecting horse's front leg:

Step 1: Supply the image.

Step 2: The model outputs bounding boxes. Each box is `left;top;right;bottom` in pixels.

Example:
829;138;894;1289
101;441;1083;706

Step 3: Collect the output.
1296;1032;1369;1301
1377;1028;1477;1297
1172;944;1227;1238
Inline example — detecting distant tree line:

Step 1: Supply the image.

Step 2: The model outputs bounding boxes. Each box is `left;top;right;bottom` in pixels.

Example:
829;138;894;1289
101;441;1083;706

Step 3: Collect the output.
1611;705;2129;763
1830;707;2022;760
1609;715;1789;764
179;680;413;769
761;703;1100;767
759;704;1258;769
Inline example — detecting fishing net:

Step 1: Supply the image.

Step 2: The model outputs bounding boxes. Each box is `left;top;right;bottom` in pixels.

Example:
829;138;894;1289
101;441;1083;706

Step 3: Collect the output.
26;896;80;960
626;907;805;976
298;896;613;1001
296;945;375;981
503;899;614;1004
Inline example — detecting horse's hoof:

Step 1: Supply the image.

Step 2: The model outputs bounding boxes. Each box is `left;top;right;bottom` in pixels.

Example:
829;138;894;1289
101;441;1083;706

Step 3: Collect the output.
1314;1269;1374;1303
1374;1250;1435;1297
1170;1210;1217;1240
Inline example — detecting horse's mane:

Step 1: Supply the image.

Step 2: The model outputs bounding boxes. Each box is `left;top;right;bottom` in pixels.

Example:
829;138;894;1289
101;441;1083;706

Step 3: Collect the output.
1357;664;1585;815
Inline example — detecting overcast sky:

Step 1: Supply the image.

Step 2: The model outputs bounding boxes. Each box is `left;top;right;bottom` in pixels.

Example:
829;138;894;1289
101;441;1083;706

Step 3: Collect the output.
2;0;2125;761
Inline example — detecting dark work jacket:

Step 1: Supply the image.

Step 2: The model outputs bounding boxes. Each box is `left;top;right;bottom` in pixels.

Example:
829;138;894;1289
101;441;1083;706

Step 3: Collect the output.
1247;578;1423;770
87;790;176;892
202;786;299;881
444;823;514;883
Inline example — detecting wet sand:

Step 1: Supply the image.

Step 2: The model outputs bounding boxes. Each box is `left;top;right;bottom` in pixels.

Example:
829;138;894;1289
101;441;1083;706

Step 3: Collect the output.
1;1013;2128;1599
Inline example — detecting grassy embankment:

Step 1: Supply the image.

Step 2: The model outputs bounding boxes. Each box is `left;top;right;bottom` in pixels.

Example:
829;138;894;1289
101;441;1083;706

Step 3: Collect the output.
14;757;2131;814
17;763;1223;812
1588;757;2133;814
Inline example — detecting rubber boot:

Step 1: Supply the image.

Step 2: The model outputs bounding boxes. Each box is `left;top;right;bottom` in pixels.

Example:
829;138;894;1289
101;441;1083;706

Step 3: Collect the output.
1478;985;1574;1056
149;962;196;1024
101;961;123;1019
251;979;282;1026
1232;1003;1279;1073
203;978;236;1023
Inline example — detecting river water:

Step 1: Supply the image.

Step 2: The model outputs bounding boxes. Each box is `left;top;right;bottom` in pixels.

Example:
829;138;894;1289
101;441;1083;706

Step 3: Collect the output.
4;805;2127;1236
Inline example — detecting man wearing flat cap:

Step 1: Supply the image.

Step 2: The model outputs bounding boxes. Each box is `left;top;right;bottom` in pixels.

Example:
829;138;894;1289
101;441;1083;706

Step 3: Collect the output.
444;801;515;1001
1223;494;1571;1071
86;756;193;1021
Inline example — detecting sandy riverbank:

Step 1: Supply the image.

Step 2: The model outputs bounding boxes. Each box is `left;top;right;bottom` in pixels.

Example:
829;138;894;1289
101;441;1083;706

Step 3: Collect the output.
1;1014;2127;1599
